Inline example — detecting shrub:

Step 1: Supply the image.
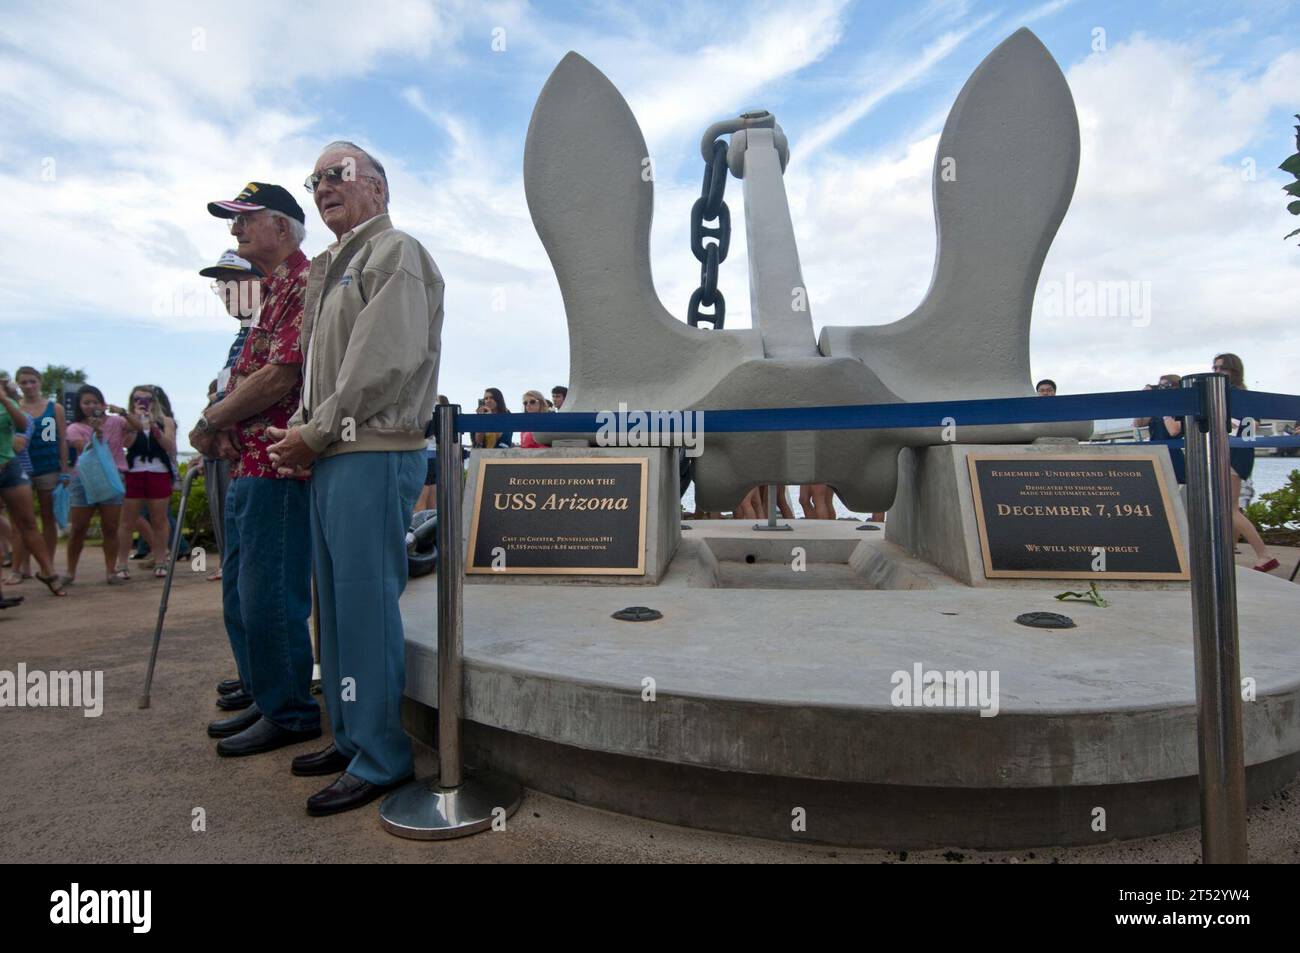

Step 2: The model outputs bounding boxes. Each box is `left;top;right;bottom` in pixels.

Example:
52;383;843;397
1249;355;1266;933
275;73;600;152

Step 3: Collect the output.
1246;469;1300;541
172;462;217;551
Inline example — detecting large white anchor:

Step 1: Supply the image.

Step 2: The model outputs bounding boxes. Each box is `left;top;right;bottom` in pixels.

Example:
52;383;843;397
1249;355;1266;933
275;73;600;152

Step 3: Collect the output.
528;28;1092;512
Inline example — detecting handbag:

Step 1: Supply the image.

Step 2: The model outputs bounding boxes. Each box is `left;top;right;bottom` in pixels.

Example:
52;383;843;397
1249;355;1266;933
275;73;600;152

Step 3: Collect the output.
51;479;71;530
77;432;126;505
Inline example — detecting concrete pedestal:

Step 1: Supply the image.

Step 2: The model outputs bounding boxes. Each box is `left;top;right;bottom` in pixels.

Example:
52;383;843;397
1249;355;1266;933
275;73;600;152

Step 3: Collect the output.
400;519;1300;849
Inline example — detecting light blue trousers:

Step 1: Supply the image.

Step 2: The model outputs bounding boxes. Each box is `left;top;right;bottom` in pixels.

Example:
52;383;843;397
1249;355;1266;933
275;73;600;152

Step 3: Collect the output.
309;450;424;785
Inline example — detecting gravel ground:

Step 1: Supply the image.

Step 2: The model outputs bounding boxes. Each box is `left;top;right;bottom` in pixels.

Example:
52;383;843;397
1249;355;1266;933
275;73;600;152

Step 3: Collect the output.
1;546;1297;864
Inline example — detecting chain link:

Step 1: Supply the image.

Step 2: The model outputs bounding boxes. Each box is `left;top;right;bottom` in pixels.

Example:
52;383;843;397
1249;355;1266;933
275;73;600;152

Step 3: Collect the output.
687;139;730;329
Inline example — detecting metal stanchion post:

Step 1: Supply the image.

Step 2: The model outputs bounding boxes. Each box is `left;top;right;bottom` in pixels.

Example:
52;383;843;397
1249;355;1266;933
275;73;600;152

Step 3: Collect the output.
380;403;522;839
1181;373;1248;863
753;481;791;531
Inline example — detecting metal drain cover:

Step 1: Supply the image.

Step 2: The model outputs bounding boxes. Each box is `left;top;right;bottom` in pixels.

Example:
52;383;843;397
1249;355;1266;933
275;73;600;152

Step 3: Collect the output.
613;606;662;622
1015;611;1076;629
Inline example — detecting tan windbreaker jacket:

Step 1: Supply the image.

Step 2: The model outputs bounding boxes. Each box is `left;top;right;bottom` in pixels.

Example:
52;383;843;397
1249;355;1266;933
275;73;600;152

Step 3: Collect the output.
292;214;444;458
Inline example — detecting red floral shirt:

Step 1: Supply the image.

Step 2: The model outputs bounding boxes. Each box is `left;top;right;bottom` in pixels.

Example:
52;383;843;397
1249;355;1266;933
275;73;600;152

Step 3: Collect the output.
226;249;309;480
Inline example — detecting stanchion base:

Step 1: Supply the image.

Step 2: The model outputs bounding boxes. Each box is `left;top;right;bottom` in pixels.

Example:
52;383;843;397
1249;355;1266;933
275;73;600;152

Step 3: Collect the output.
752;523;793;531
379;771;522;841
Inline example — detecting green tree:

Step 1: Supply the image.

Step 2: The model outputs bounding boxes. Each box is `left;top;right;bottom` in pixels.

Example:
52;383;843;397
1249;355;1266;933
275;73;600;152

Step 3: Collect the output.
41;364;87;399
1283;113;1300;245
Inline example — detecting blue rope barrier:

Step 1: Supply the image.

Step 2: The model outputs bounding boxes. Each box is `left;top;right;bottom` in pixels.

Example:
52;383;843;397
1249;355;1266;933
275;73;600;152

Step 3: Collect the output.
455;387;1299;436
1230;389;1300;423
458;388;1201;435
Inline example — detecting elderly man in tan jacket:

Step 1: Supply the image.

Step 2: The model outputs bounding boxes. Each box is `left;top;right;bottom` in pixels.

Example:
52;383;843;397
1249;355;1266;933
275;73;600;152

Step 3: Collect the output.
268;141;443;817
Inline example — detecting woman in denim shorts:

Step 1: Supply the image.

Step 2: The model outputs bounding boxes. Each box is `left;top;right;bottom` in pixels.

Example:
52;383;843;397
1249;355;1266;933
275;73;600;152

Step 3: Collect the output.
5;366;69;585
0;377;65;595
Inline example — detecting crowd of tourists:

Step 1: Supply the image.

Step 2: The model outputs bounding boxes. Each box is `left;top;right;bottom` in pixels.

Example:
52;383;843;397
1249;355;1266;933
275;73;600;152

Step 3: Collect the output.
1126;354;1279;574
0;372;186;597
1040;358;1278;574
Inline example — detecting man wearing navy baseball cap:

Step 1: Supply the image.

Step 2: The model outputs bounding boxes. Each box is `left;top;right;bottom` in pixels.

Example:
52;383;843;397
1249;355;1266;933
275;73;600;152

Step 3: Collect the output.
207;181;307;226
191;182;320;759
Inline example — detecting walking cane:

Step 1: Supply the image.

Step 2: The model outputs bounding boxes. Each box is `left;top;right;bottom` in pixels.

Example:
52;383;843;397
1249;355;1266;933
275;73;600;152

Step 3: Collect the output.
310;570;322;694
138;465;200;709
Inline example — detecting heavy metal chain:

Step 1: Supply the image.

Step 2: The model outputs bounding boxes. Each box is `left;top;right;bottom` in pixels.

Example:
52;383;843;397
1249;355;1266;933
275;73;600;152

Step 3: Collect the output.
687;139;731;329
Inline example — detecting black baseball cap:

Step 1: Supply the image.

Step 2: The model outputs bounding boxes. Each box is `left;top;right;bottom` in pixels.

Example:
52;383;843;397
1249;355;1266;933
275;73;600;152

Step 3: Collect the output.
207;182;306;224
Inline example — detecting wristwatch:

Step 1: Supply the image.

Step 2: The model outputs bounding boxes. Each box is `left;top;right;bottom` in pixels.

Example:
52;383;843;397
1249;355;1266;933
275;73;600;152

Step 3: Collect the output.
195;414;217;435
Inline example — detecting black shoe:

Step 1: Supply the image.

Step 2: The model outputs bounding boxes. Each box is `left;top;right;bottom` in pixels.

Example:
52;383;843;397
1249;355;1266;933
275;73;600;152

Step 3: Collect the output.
216;717;321;758
216;678;243;696
292;743;352;777
207;704;261;738
306;772;411;817
216;689;254;711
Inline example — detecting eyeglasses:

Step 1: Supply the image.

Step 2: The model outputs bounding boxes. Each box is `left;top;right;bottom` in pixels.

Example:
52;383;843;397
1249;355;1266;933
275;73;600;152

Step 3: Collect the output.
304;164;381;193
227;212;266;232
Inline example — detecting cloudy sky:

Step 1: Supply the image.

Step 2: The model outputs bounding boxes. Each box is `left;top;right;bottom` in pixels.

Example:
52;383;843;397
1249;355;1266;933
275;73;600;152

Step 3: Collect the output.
1;0;1297;434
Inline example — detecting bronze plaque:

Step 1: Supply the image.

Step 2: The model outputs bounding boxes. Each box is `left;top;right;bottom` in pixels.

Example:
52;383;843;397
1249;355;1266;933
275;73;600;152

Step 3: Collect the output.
967;453;1189;580
467;457;648;575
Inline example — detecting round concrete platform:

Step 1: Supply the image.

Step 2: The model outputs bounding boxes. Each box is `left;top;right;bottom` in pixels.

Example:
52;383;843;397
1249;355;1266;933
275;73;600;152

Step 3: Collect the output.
399;521;1300;848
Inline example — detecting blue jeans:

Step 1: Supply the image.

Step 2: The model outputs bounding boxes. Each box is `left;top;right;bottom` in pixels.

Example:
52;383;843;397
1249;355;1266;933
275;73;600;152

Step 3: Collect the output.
310;450;423;785
222;476;318;732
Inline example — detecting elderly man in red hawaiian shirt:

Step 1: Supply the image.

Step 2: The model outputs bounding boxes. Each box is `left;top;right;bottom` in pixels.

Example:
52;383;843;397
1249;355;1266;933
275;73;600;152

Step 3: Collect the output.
190;182;321;757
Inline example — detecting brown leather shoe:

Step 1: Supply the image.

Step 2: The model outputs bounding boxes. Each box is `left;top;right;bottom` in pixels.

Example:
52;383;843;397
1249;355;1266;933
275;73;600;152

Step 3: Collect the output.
291;743;351;777
306;772;410;817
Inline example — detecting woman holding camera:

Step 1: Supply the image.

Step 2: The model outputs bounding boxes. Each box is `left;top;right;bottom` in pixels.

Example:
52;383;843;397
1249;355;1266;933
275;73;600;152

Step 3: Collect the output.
1135;374;1185;484
115;386;177;579
64;385;139;585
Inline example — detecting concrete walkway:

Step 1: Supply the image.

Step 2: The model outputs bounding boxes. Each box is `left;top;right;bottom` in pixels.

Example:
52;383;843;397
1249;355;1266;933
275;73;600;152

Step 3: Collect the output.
1;548;1297;863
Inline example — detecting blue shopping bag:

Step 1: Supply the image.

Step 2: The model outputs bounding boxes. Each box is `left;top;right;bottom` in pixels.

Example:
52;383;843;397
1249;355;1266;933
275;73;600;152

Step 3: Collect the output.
77;432;125;505
51;479;71;530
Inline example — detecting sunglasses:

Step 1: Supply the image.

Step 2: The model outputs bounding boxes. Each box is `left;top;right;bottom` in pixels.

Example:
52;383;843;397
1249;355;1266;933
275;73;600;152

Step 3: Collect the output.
524;398;542;406
304;164;380;193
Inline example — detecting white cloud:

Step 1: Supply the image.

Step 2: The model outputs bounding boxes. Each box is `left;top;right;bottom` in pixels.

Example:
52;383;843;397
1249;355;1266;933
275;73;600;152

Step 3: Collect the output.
573;0;851;146
789;31;1300;398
